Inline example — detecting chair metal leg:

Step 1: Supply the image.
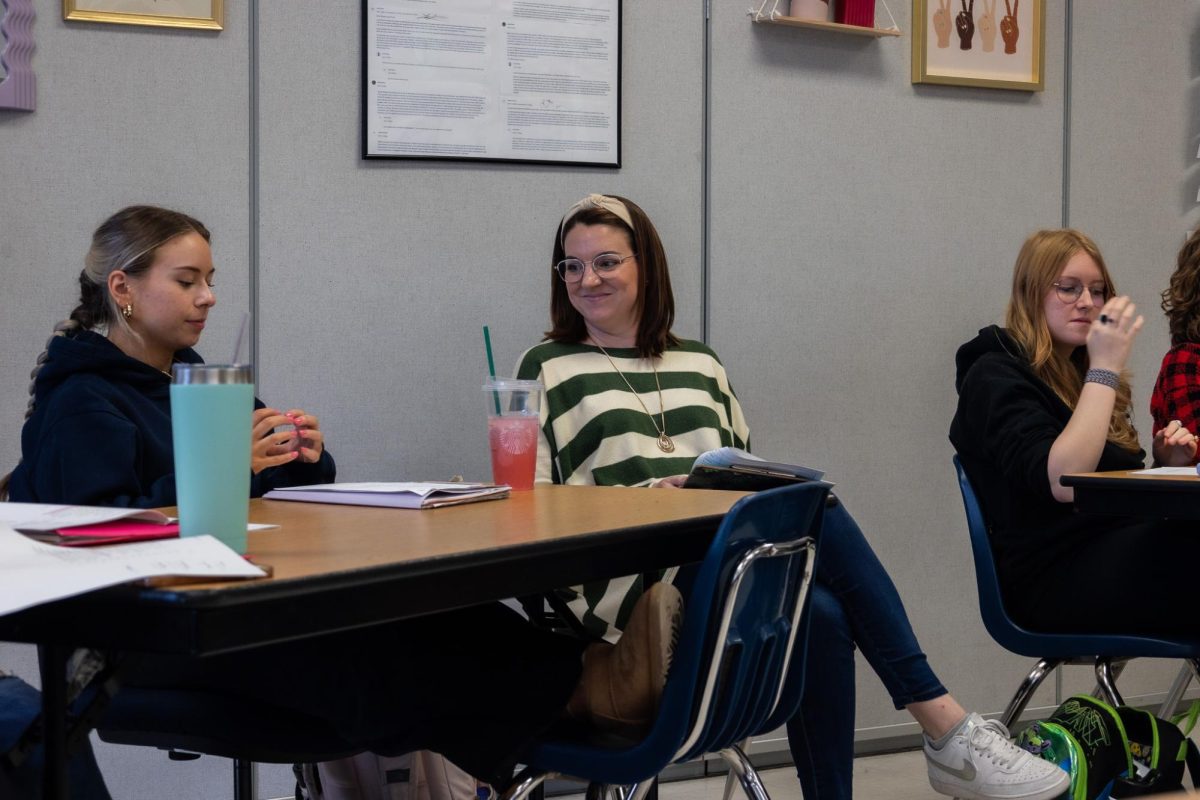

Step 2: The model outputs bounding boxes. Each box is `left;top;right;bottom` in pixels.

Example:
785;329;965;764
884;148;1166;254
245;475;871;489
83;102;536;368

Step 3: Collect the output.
721;738;752;800
1160;663;1194;719
625;781;655;800
501;768;555;800
1001;658;1063;729
1094;659;1126;708
233;758;254;800
719;744;771;800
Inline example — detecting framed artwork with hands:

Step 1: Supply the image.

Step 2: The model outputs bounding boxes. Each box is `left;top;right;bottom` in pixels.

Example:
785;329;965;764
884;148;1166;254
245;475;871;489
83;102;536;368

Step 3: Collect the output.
911;0;1043;91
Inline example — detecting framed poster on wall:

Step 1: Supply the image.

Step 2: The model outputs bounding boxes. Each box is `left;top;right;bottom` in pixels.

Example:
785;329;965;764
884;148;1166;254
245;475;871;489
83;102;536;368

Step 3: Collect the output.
362;0;621;167
912;0;1043;91
63;0;223;30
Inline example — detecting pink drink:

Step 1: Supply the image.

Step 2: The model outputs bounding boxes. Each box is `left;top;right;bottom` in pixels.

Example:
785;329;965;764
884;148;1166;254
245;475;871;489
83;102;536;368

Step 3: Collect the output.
488;415;539;490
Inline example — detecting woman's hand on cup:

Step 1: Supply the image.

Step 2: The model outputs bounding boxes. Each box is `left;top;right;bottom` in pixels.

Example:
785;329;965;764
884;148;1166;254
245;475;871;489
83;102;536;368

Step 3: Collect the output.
251;407;303;473
1152;419;1198;467
284;408;325;463
1086;295;1143;373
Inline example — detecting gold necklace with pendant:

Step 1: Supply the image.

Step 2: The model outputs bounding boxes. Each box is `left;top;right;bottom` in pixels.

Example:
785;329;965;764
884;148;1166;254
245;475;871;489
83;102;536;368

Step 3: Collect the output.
592;343;675;453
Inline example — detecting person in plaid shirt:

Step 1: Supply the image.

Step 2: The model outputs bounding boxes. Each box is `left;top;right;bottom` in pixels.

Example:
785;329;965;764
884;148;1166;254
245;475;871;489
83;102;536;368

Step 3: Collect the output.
1152;229;1200;464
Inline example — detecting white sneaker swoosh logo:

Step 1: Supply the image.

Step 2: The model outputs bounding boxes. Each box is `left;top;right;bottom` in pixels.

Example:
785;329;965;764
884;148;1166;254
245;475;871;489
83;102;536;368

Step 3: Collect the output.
932;758;977;782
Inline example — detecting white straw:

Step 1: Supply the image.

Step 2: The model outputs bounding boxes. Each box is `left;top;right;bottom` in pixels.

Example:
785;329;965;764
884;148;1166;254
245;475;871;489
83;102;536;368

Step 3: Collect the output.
231;311;250;366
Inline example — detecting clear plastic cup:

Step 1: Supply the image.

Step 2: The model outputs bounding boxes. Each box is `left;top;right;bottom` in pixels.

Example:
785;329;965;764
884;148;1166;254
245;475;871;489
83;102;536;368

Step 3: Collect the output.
483;378;542;491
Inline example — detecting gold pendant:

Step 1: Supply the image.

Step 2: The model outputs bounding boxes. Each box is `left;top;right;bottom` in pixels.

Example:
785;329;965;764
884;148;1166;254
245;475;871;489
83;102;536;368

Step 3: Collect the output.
657;433;675;453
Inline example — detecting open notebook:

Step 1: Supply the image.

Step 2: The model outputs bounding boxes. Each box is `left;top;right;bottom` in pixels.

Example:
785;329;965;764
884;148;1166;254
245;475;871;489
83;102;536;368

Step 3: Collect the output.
263;482;511;510
682;448;825;492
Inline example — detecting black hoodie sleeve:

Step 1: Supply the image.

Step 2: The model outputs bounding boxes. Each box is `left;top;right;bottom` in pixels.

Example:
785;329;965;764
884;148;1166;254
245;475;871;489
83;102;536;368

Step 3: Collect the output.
954;353;1065;504
251;450;336;497
30;408;179;508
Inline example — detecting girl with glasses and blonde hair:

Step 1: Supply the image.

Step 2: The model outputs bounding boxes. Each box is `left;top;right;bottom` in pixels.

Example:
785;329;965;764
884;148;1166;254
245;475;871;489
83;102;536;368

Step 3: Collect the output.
951;228;1199;637
517;194;1068;800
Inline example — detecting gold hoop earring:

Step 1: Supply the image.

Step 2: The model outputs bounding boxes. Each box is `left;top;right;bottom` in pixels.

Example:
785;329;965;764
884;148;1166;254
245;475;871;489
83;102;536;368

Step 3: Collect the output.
122;303;133;319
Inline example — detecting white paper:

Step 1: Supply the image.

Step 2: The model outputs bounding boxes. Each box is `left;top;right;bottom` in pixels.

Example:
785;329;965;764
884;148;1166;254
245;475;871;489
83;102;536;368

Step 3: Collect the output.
271;481;494;497
1131;466;1199;476
0;526;265;617
0;502;171;532
365;0;620;165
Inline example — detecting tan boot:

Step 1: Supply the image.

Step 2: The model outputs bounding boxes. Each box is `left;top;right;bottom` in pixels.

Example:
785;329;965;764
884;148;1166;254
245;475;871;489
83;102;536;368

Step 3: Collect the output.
567;582;684;738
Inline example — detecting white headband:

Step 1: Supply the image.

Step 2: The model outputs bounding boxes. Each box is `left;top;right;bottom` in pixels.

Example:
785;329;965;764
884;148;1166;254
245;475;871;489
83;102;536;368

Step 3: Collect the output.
559;194;634;247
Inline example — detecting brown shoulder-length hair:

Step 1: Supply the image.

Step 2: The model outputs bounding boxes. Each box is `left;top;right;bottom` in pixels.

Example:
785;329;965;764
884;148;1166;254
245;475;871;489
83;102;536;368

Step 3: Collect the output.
1005;228;1140;453
1161;228;1200;346
545;194;678;358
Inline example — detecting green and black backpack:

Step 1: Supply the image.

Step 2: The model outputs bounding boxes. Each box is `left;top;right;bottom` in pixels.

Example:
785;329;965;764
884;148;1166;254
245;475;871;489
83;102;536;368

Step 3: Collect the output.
1017;695;1200;800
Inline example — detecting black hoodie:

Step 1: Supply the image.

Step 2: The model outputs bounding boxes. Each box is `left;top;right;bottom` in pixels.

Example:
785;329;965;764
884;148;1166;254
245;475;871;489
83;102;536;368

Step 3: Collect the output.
8;330;334;507
949;326;1144;611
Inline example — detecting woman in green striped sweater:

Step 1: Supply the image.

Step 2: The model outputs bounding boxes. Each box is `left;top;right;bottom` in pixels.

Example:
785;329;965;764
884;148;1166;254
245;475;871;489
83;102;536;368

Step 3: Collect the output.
516;194;1067;800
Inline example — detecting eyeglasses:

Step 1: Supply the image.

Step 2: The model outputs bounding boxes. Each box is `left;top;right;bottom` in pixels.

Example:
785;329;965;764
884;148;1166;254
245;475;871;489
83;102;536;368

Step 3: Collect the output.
554;253;636;283
1052;281;1109;306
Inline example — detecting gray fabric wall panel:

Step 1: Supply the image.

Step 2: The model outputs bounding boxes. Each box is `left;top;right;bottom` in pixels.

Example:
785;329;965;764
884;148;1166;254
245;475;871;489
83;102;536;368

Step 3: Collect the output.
707;1;1069;732
0;5;280;798
255;1;704;484
1058;2;1199;706
0;9;253;485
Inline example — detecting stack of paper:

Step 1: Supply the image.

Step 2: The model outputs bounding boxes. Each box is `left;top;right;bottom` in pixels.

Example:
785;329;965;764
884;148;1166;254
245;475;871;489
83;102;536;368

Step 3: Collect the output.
4;503;179;546
264;482;510;509
0;503;267;617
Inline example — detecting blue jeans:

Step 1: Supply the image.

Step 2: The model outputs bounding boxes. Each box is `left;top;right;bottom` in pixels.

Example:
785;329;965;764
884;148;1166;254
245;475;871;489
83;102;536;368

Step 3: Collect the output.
0;675;113;800
785;500;947;800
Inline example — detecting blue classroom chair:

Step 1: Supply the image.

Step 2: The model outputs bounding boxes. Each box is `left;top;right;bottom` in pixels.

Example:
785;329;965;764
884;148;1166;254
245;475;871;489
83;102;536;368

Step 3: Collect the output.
502;480;832;800
952;455;1200;728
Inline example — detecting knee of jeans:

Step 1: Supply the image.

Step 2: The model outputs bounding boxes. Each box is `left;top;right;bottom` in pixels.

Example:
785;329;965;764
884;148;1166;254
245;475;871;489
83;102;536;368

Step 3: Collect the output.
805;583;854;650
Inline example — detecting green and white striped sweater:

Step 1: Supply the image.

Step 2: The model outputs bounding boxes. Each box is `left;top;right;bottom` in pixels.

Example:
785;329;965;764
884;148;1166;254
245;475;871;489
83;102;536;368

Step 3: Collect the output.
516;339;750;640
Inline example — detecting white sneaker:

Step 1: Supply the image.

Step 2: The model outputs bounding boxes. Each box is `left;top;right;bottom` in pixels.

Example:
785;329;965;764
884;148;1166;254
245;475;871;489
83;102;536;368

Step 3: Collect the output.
924;713;1070;800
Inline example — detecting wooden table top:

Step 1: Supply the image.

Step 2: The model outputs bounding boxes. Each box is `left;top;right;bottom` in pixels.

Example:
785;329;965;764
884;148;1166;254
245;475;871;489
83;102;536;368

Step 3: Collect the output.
228;483;748;585
1062;470;1200;486
0;485;749;655
1061;469;1200;519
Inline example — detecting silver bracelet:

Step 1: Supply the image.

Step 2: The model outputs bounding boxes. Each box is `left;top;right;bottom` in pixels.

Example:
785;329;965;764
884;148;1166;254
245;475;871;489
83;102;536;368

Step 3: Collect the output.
1084;368;1119;389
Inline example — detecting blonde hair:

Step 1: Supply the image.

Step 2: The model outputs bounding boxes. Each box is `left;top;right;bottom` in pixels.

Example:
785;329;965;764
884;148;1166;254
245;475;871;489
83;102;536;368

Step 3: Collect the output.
1004;229;1140;453
22;206;210;420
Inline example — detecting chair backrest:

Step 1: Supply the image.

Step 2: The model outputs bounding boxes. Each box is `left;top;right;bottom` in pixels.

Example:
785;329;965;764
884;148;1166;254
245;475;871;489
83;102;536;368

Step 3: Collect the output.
543;480;829;783
669;482;827;762
951;455;1200;658
952;455;1024;651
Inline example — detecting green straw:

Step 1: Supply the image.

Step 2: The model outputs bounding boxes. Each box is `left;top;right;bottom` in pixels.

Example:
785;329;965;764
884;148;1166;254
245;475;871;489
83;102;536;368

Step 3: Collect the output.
483;325;501;414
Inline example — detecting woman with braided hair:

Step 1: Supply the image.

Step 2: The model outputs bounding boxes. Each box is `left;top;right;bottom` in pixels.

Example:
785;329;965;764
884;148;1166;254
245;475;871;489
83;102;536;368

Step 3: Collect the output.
3;205;335;505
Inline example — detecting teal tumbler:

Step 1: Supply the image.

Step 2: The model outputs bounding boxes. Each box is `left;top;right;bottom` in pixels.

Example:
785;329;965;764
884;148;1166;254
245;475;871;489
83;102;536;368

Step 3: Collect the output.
170;364;254;553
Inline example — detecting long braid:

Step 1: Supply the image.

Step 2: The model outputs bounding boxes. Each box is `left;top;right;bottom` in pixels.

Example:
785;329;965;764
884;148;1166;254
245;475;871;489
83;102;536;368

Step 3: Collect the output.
25;270;110;420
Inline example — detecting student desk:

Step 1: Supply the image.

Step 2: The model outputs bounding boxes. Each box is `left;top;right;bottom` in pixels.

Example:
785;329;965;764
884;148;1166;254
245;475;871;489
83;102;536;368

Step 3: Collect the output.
0;485;748;799
1061;470;1200;520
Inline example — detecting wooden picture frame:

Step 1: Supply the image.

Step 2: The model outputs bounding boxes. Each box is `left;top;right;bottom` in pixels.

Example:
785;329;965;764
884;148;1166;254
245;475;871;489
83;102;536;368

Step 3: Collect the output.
63;0;222;31
912;0;1043;91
